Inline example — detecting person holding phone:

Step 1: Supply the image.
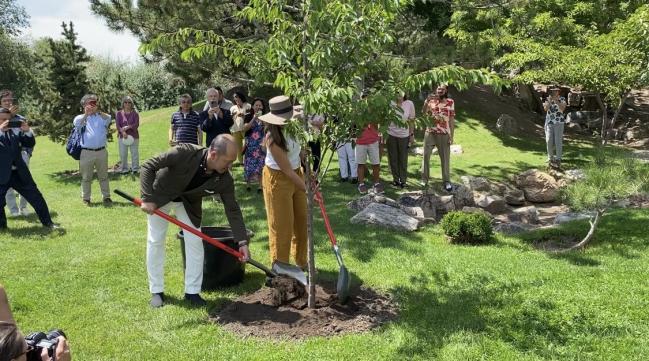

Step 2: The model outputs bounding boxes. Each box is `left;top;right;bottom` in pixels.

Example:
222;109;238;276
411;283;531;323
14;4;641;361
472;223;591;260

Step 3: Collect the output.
421;85;455;192
0;90;32;216
200;88;233;147
543;87;567;169
115;96;140;174
230;92;251;165
242;98;267;193
0;107;58;230
73;94;113;205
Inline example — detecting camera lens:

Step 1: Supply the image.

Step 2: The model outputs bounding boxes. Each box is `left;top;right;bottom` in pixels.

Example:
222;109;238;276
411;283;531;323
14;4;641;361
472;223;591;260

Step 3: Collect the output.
47;329;67;340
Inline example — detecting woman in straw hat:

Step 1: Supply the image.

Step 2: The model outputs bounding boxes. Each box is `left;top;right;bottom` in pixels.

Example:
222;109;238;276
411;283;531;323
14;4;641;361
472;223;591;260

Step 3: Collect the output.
259;95;308;269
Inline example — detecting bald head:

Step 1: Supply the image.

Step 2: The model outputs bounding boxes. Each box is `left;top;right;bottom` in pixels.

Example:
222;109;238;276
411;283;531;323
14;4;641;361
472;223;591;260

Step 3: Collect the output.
211;134;238;155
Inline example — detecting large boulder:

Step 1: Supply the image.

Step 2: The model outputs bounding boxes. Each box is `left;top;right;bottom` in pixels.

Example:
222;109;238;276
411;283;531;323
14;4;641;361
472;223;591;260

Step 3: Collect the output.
474;193;508;214
565;111;601;125
494;222;532;235
450;184;475;209
350;203;420;232
347;194;377;212
515;169;560;203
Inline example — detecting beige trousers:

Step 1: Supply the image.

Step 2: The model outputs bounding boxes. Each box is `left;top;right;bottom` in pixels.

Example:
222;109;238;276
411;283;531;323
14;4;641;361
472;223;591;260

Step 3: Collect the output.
79;148;110;200
422;132;450;184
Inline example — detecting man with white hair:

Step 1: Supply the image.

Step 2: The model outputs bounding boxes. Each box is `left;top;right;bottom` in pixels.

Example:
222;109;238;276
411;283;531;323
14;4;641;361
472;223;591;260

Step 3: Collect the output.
200;88;233;146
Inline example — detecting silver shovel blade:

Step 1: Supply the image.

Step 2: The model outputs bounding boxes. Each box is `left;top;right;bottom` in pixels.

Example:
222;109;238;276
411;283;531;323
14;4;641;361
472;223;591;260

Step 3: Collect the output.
271;261;308;286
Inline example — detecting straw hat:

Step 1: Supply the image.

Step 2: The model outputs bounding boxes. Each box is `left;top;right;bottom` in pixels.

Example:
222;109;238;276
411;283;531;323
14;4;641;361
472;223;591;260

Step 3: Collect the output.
259;95;297;125
122;135;135;146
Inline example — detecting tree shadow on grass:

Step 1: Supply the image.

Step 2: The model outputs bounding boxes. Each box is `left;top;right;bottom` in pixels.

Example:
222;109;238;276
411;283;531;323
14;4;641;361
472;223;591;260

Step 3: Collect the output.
48;169;130;185
391;271;622;359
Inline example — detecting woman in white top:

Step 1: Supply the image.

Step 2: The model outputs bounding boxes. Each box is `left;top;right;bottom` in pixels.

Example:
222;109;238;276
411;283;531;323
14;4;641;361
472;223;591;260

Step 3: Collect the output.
259;95;308;269
229;92;251;164
387;93;415;188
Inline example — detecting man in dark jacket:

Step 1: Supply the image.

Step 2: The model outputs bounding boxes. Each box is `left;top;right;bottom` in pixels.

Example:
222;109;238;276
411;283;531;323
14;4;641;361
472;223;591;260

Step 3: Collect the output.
140;134;250;307
0;108;57;230
200;88;233;146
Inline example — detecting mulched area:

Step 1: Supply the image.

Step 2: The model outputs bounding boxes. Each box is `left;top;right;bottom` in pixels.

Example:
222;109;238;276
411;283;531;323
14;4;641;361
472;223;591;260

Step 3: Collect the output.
211;277;398;339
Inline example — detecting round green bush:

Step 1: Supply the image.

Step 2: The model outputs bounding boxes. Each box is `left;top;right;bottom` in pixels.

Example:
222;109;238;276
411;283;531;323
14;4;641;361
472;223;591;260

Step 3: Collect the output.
440;211;493;244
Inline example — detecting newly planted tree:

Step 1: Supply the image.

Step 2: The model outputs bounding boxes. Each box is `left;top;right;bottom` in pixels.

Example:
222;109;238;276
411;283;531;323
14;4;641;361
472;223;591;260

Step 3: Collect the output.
142;0;503;307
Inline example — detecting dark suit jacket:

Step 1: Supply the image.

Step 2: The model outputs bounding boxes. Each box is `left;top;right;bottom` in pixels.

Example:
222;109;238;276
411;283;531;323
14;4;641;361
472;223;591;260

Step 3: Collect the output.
200;108;233;147
140;143;248;241
0;130;35;185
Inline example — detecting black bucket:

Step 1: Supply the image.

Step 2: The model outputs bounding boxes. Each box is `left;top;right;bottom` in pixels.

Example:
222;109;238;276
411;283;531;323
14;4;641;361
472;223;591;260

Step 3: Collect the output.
180;226;252;289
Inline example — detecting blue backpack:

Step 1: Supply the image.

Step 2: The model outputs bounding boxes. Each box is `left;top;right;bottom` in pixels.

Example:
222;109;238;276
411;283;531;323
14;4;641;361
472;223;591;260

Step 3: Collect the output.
65;123;86;160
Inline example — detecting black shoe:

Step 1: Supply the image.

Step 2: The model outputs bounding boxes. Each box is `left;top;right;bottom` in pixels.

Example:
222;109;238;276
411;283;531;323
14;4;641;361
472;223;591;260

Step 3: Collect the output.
83;199;91;206
176;231;184;241
444;182;453;192
103;197;113;205
150;292;165;308
339;177;349;183
391;180;400;187
43;223;62;231
350;177;358;184
184;293;207;306
399;181;406;189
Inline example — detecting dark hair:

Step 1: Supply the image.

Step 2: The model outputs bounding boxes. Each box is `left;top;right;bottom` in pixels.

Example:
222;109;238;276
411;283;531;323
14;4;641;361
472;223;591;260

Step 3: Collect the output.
233;92;247;104
0;321;24;361
244;98;267;136
215;86;224;94
0;90;14;101
265;123;288;152
437;85;448;100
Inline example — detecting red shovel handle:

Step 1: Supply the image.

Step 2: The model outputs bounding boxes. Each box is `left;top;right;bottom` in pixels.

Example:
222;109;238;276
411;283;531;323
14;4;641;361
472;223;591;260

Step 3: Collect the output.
314;189;338;247
114;189;244;260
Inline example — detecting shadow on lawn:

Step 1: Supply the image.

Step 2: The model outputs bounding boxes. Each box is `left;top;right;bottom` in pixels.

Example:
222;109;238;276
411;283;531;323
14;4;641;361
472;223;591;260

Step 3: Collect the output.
391;271;622;359
48;169;134;185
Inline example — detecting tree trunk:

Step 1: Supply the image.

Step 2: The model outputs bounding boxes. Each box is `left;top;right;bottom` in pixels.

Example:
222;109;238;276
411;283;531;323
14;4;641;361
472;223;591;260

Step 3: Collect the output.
302;0;316;309
602;92;629;145
596;94;608;145
563;209;604;251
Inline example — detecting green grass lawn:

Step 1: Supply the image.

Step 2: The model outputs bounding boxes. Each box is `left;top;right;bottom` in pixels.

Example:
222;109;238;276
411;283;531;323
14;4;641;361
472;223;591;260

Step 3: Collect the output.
1;106;648;360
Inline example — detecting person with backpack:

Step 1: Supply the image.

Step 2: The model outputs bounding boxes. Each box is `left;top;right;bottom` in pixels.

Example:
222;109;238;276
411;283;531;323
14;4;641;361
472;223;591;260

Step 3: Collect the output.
73;94;113;205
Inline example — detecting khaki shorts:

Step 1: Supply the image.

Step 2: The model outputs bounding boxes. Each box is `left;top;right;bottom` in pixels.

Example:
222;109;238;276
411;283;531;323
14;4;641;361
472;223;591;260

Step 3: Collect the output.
355;141;380;165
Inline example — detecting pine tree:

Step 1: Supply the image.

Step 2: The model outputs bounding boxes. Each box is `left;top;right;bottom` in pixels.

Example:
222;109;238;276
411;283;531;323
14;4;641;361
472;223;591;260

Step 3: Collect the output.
40;22;91;143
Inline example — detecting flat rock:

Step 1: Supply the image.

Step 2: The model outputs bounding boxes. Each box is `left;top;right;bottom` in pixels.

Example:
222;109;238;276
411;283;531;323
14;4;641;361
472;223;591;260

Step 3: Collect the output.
350;203;420;232
509;205;540;224
474;193;508;214
504;187;525;206
554;212;593;225
494;222;532;235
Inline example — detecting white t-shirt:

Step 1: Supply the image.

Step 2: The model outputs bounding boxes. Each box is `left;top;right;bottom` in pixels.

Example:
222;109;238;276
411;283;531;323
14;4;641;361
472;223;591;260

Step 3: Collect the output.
388;100;415;138
265;134;302;170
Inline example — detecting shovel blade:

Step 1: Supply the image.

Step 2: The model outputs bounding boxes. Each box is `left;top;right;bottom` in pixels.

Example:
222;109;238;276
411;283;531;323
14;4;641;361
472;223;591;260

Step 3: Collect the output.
272;261;308;286
337;265;351;304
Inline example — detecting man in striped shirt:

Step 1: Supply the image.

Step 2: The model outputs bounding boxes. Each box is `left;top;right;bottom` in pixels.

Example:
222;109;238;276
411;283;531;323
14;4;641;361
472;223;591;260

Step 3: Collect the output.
169;94;202;146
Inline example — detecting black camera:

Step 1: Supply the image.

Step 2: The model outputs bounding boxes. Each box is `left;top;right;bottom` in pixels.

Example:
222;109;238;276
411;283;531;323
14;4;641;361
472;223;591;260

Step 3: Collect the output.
24;329;66;361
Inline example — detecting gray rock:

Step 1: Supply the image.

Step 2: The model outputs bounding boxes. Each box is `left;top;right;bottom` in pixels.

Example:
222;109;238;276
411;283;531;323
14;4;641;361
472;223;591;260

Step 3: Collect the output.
504;187;525;206
450;184;475;208
450;144;464;154
496;114;539;136
475;193;508;214
612;199;631;208
398;192;423;207
347;194;377;212
350;203;420;232
515;169;560;203
554;212;593;225
494;222;532;235
437;195;456;215
461;176;492;192
566;111;601;125
633;150;649;163
565;122;583;133
509;206;539;224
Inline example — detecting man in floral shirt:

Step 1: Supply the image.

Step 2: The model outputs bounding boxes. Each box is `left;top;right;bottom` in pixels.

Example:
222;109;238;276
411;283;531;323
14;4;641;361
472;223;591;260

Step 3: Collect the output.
543;87;567;169
421;85;455;192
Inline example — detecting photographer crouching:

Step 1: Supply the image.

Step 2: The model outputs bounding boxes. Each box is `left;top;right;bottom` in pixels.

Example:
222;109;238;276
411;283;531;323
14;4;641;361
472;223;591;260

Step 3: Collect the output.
0;286;71;361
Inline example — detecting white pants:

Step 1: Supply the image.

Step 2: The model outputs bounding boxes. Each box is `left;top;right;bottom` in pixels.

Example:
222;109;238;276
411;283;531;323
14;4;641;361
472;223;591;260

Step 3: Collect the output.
5;150;30;214
147;202;204;294
336;142;357;178
118;137;139;172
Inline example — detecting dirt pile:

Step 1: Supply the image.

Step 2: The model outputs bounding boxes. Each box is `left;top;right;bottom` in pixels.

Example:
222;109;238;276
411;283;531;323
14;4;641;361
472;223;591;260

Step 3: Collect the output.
211;277;398;339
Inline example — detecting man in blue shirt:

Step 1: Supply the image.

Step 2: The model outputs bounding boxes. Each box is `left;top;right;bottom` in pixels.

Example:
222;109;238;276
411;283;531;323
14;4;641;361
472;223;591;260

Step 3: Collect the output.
73;94;112;205
0;107;58;230
169;94;202;146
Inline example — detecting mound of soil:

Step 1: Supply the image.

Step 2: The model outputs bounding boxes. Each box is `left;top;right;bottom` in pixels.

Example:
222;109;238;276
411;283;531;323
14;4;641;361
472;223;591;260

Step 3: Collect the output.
211;277;398;339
